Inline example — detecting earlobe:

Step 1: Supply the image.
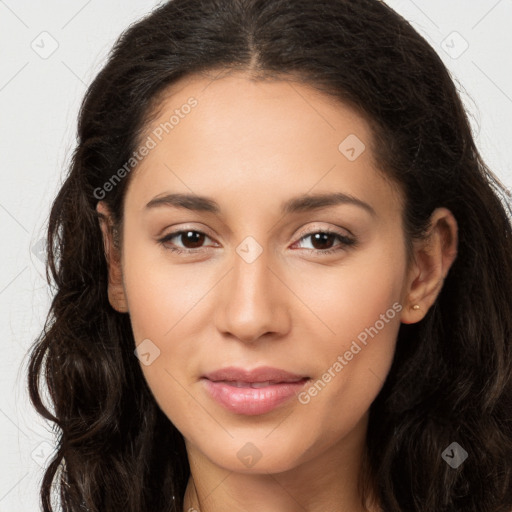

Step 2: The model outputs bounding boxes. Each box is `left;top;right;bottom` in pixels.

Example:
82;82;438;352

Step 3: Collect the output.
96;201;129;313
401;207;458;324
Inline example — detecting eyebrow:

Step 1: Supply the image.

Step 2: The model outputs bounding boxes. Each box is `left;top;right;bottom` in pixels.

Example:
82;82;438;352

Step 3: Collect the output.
145;192;376;217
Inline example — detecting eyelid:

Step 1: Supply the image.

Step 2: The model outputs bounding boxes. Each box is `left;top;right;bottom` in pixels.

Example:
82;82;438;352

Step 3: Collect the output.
294;222;354;240
158;224;217;245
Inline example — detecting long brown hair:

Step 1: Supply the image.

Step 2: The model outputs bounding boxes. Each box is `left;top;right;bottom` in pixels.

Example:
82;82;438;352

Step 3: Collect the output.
28;0;512;510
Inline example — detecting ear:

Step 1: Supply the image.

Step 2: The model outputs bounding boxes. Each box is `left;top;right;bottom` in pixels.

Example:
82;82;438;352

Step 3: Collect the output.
96;201;129;313
400;207;458;324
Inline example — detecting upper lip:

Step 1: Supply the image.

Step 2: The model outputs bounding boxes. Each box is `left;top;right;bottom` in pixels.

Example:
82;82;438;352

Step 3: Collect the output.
202;366;308;383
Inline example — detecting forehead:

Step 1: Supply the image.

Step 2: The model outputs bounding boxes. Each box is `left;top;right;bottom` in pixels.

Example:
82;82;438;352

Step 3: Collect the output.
125;71;402;219
143;70;373;157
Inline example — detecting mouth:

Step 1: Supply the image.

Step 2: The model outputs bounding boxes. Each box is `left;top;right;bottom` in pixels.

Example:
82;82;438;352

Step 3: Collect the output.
202;365;309;383
200;366;310;415
210;378;308;388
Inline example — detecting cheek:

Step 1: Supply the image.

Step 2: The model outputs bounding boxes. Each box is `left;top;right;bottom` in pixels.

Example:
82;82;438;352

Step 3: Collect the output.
121;239;249;442
291;241;404;432
291;233;405;350
292;297;401;461
122;235;210;343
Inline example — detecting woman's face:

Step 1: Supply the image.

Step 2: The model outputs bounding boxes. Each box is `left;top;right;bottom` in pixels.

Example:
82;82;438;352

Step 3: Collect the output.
107;71;414;474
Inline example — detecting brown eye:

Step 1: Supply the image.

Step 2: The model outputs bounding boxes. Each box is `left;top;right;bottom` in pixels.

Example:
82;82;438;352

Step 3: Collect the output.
294;229;357;255
175;231;207;249
309;232;338;250
158;230;214;254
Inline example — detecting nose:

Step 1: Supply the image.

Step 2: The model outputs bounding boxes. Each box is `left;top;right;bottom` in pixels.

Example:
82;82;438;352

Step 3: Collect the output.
214;246;292;344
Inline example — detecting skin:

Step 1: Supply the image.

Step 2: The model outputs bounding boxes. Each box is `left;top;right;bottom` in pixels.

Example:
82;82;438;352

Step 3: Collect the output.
97;70;458;512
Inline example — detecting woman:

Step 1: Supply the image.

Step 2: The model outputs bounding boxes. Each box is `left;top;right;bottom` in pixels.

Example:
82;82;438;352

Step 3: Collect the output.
27;0;512;511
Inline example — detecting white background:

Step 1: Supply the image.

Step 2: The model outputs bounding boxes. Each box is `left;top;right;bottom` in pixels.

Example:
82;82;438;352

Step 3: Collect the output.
1;0;511;510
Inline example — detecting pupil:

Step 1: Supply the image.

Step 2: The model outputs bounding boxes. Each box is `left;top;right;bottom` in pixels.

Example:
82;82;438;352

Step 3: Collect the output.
183;231;204;248
312;233;334;250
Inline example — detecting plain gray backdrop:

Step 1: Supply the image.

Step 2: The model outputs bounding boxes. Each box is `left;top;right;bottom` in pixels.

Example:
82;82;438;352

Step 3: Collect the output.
1;0;511;510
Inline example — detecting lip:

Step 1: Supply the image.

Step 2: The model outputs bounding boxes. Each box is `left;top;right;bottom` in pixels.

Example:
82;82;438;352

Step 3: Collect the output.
202;365;308;383
201;366;310;415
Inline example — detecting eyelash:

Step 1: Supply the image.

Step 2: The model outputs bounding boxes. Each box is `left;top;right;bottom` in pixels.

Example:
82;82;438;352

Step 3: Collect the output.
157;228;357;256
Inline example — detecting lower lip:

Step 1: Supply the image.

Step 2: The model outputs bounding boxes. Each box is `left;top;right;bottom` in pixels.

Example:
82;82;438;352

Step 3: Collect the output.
201;378;309;415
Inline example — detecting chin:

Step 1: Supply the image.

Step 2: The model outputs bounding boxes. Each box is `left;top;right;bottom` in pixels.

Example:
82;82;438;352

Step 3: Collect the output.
191;435;311;475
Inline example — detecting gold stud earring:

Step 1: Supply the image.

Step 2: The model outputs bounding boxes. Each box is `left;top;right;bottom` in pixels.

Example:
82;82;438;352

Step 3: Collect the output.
411;304;420;310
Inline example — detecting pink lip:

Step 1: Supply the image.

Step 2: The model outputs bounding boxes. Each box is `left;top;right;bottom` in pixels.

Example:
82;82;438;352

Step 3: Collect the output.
201;366;310;415
202;365;307;383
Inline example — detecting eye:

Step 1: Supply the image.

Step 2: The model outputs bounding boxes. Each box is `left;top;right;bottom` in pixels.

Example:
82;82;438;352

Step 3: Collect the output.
292;229;357;255
158;229;216;254
158;227;357;256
